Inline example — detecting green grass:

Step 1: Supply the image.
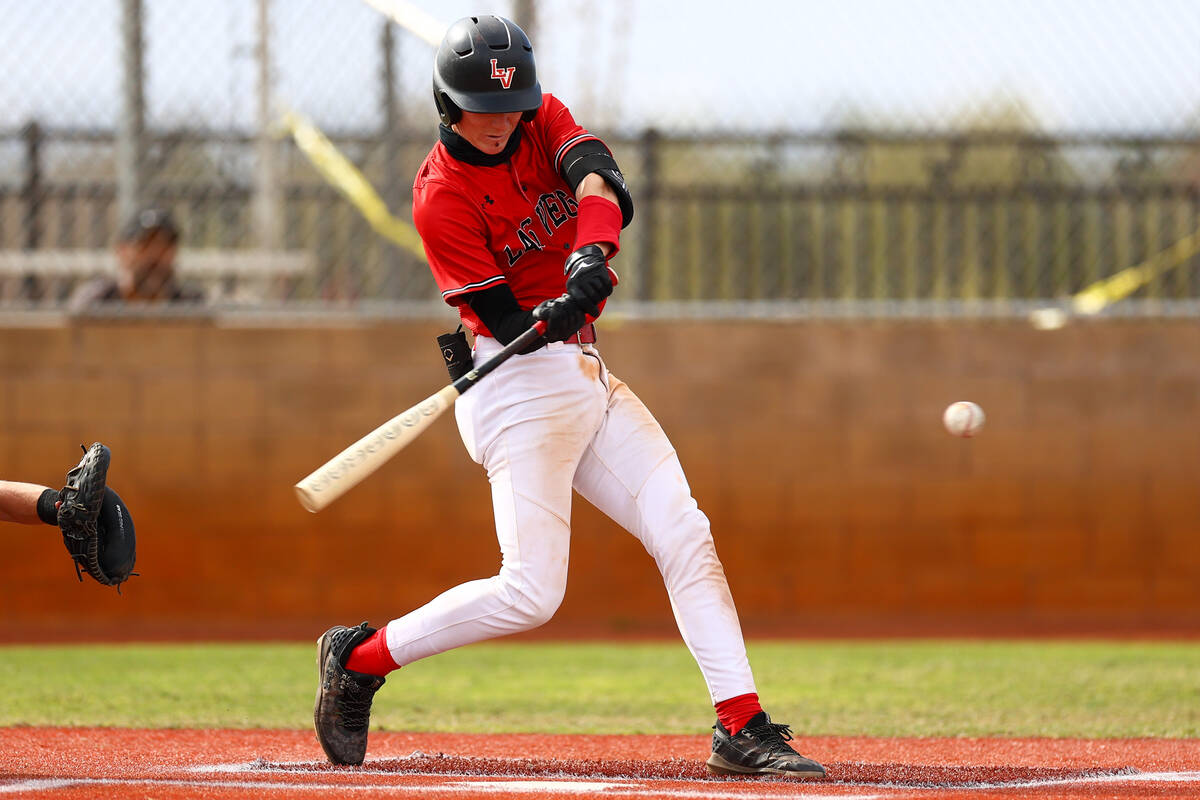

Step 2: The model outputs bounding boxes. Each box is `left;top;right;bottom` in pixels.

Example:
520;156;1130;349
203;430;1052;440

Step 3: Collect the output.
0;640;1197;737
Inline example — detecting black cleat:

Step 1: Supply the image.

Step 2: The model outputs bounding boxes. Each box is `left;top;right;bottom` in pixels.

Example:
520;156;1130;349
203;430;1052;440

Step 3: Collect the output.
314;622;386;765
706;711;826;778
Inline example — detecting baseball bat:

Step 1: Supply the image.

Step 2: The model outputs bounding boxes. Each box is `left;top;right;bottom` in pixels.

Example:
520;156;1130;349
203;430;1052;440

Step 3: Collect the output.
294;319;547;513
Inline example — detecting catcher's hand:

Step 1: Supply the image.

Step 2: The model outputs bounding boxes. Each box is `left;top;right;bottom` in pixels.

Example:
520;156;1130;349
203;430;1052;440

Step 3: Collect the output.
57;443;137;590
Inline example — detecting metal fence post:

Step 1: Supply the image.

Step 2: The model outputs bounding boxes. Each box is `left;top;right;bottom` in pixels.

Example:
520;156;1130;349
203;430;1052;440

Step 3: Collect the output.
380;19;402;297
637;127;660;301
511;0;537;46
254;0;282;251
21;122;42;251
117;0;145;227
16;121;44;299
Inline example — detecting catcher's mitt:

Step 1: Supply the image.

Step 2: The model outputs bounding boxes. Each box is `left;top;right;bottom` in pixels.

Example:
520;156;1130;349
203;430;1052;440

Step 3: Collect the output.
58;443;137;590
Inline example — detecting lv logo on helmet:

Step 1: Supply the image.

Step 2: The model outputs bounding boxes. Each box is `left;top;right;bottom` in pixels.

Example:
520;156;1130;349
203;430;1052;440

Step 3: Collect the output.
489;59;516;89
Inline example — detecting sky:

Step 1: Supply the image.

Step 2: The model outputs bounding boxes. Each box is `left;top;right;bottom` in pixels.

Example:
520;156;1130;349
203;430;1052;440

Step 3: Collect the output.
0;0;1198;135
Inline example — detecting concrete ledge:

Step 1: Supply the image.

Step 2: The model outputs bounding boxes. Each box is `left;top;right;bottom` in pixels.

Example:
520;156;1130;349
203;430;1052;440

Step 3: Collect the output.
0;248;312;277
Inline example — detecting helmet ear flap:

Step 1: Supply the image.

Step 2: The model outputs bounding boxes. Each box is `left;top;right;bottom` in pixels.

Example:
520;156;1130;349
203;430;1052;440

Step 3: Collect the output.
434;89;462;127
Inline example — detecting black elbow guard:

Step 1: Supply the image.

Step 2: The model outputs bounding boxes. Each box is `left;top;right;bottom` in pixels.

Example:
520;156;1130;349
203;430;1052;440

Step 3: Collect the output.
560;140;634;228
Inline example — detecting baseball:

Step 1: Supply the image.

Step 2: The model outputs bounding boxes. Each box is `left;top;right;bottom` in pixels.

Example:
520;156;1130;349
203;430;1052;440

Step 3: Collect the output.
943;401;985;437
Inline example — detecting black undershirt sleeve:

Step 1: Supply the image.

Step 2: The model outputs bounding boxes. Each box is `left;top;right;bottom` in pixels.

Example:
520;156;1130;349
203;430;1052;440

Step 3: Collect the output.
465;283;542;351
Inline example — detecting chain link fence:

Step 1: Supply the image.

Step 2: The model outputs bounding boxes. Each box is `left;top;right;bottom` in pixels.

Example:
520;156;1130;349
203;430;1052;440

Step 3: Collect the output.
0;0;1198;315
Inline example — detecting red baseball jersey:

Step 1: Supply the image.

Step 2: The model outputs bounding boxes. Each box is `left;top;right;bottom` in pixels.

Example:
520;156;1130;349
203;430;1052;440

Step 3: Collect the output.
412;93;617;336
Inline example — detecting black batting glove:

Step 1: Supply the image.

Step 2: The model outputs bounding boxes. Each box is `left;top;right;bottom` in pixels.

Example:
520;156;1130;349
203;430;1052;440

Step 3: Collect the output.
564;244;613;317
531;294;587;343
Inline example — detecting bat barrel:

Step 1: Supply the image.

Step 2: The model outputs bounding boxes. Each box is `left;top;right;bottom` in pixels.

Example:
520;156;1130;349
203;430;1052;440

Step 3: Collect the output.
294;384;459;512
292;319;546;513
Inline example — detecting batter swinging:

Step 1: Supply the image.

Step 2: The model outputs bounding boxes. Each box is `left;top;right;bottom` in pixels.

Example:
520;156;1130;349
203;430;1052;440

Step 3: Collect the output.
313;15;825;779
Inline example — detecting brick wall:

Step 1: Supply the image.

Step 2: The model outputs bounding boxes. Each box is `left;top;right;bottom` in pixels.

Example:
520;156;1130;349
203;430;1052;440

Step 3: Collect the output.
2;318;1197;639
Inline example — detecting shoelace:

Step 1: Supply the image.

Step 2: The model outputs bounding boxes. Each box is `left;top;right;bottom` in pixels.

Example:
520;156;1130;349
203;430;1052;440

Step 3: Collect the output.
742;719;794;749
337;675;377;731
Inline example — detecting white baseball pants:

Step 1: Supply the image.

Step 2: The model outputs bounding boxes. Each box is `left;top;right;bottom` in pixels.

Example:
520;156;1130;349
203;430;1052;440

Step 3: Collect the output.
382;337;757;703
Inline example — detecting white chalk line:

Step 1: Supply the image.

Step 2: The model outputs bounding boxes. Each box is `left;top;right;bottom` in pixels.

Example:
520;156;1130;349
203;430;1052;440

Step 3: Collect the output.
0;775;883;799
0;781;77;795
958;769;1200;790
4;768;1199;798
192;759;1200;790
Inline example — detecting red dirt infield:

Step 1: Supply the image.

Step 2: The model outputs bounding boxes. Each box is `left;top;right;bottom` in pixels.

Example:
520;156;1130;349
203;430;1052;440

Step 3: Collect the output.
0;728;1197;799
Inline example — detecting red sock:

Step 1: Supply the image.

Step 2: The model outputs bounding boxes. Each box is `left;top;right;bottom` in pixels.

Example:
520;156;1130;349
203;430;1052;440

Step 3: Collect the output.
344;625;399;677
714;693;762;736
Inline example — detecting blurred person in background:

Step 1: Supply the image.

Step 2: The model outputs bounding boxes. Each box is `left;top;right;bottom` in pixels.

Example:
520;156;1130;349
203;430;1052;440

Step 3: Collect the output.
69;208;204;310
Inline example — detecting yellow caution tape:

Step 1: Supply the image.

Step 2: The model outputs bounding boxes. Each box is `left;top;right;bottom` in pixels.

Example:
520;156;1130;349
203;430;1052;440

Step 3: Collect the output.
1072;228;1200;314
360;0;445;47
281;110;426;261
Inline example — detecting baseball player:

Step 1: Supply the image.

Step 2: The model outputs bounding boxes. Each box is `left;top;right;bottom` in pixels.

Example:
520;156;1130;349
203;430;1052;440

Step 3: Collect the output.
314;16;825;779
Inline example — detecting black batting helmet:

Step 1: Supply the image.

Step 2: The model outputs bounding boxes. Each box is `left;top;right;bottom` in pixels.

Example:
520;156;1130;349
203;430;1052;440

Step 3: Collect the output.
433;16;542;127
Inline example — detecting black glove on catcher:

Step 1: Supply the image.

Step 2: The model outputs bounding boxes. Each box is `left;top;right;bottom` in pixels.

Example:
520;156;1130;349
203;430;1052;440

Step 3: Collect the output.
56;443;137;590
531;294;587;342
563;244;613;317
